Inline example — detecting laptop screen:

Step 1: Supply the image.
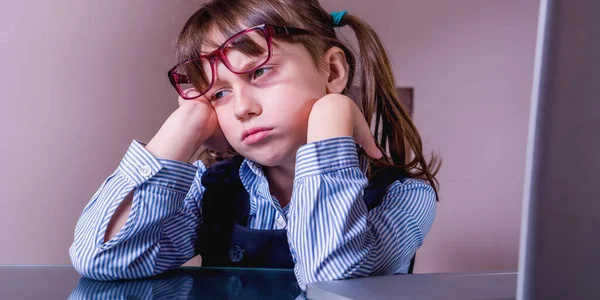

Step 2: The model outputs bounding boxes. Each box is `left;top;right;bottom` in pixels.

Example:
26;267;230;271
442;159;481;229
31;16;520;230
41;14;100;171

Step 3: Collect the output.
517;1;600;299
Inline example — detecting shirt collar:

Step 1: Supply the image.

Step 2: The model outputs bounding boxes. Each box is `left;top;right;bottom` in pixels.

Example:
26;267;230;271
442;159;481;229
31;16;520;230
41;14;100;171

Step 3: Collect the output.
239;158;270;196
240;158;265;179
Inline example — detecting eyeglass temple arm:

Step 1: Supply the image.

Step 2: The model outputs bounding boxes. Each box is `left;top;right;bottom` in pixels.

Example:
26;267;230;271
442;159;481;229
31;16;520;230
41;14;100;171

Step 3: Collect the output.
272;25;311;37
172;72;190;84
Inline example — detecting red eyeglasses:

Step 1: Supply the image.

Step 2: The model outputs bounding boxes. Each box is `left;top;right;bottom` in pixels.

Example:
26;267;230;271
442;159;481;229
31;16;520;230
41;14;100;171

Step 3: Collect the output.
168;24;312;100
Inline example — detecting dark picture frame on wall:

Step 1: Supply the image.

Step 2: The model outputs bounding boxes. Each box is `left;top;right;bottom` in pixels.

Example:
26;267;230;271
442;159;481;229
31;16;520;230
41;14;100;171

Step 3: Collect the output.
396;87;414;116
347;85;415;164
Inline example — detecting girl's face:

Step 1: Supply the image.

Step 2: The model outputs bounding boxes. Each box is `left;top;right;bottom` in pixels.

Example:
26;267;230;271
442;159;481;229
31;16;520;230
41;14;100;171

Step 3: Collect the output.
201;37;329;167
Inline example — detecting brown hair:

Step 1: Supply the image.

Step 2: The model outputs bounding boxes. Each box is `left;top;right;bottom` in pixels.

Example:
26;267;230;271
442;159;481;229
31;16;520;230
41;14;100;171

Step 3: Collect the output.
176;0;441;199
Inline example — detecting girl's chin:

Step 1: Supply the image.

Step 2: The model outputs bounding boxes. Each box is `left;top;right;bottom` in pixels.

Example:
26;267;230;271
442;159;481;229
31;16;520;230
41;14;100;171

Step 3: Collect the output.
237;147;294;167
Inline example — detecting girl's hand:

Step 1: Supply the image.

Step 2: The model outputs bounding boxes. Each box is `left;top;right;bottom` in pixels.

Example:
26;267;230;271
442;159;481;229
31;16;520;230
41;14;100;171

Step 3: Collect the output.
145;91;229;163
307;94;383;159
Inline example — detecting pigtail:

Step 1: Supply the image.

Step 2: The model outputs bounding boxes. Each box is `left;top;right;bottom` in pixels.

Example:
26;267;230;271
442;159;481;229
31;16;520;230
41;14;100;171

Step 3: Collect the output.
341;13;441;200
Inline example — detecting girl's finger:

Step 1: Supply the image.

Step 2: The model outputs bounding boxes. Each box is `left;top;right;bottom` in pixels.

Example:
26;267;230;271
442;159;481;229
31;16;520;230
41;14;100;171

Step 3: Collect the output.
353;110;383;159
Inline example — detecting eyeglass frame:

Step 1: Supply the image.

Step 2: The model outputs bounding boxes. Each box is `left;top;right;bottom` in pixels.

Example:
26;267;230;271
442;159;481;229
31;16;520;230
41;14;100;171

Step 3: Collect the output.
167;24;312;100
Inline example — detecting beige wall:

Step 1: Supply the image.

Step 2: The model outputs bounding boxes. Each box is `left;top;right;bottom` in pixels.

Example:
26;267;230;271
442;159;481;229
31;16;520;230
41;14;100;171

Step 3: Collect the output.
0;0;199;264
0;0;538;274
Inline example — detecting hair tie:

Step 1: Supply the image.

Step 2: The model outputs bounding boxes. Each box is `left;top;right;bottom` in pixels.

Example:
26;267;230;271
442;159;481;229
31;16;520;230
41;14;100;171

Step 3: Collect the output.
330;10;348;27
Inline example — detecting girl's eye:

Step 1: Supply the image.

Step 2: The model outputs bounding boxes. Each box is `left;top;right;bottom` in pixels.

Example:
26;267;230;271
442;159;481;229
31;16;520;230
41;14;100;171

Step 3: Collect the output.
209;67;273;101
212;90;230;101
252;66;272;80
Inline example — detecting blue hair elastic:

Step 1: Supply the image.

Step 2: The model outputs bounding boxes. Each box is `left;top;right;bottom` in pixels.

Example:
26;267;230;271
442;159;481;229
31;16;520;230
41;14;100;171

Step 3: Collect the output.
330;10;348;27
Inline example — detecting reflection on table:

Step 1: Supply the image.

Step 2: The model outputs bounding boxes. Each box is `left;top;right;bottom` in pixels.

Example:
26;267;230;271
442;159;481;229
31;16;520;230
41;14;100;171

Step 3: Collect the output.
68;267;303;300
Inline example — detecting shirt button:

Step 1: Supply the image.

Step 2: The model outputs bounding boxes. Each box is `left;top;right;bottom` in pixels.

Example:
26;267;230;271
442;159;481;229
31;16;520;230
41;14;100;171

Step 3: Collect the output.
138;165;152;177
229;244;245;263
276;216;286;229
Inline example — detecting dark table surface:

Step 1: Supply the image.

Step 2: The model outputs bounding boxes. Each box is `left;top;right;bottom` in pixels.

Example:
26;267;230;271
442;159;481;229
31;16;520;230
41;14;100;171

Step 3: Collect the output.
0;265;519;300
0;265;303;299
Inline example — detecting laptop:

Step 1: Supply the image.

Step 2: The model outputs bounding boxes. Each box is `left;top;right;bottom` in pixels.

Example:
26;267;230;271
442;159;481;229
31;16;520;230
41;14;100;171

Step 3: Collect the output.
516;0;600;299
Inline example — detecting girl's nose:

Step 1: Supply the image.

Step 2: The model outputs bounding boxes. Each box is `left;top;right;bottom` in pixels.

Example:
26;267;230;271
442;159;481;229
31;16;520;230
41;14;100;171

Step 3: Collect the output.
233;89;262;120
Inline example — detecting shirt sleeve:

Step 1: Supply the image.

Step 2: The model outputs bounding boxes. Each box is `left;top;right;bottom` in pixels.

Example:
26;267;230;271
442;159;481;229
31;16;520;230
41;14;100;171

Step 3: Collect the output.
288;136;437;289
69;140;207;280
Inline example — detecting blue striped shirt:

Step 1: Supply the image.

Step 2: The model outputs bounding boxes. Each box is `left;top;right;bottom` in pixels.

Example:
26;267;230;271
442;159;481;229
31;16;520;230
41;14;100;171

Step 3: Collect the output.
69;136;436;290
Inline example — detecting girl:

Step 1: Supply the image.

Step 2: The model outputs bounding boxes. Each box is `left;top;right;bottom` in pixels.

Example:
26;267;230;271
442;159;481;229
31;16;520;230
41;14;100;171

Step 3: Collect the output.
69;0;440;290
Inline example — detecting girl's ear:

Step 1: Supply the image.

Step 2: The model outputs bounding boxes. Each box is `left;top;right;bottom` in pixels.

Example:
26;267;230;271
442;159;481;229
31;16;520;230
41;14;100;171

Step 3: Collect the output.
323;46;350;94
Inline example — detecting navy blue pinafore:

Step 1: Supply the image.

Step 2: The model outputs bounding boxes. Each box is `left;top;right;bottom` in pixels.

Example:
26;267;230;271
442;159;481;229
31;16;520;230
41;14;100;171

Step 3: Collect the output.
196;156;415;272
